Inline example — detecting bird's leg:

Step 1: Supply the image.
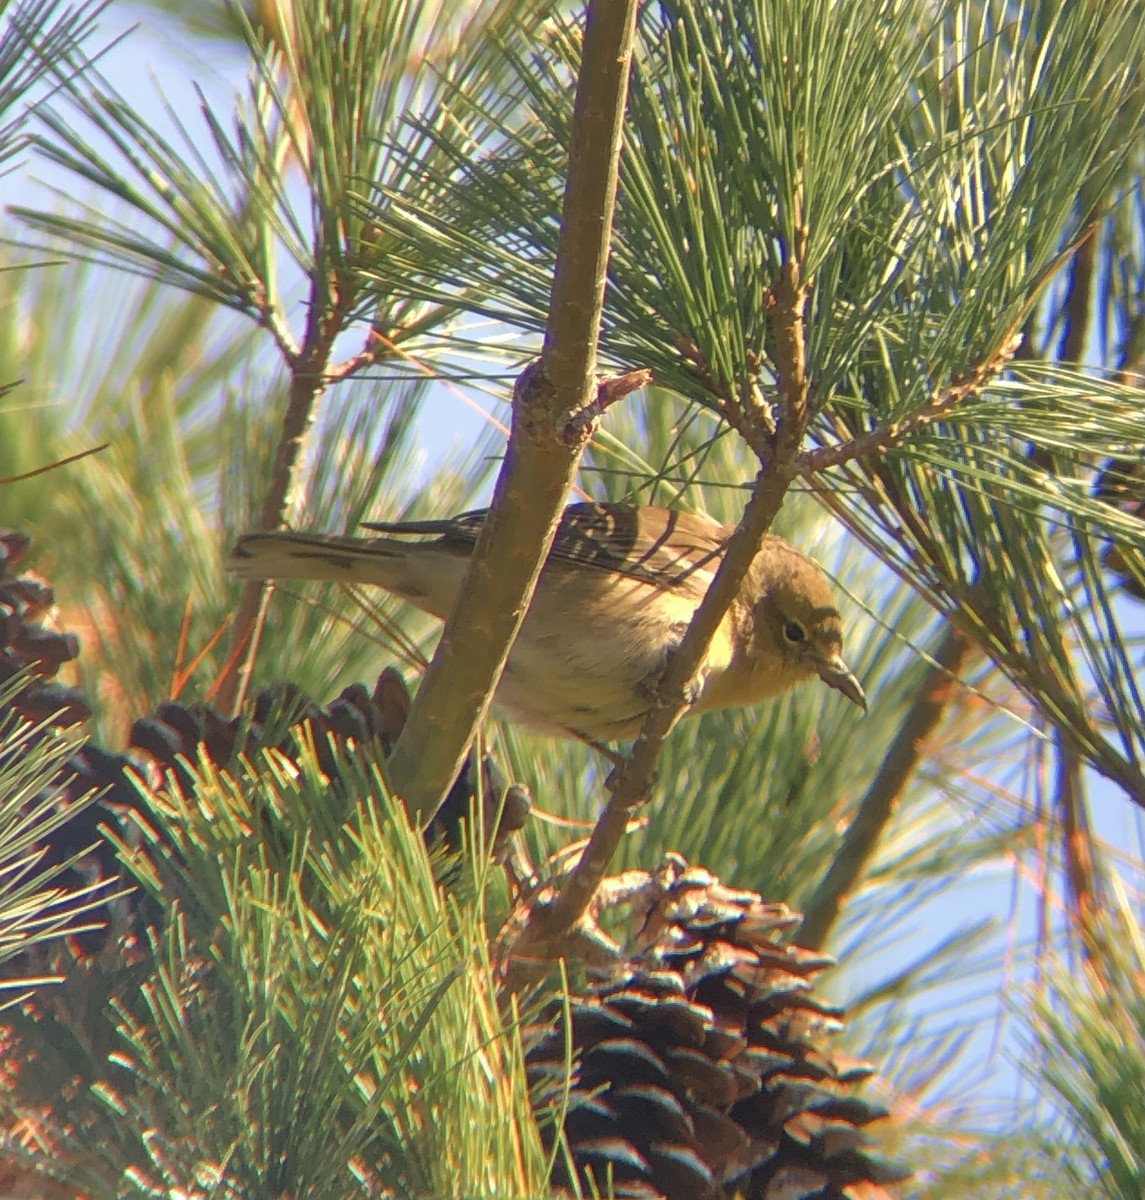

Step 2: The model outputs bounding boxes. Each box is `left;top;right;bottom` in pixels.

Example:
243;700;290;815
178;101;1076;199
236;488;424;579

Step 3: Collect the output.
562;724;627;767
562;724;661;797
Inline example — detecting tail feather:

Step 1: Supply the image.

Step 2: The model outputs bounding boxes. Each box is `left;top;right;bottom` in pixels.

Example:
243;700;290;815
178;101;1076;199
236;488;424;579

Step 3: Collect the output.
229;531;407;587
229;531;464;617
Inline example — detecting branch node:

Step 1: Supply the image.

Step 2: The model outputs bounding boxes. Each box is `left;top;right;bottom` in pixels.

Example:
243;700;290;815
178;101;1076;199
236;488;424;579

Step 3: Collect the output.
562;367;652;444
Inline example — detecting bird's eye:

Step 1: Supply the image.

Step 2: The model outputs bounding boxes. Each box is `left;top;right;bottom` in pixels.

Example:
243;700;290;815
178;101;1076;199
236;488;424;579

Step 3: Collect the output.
783;620;806;643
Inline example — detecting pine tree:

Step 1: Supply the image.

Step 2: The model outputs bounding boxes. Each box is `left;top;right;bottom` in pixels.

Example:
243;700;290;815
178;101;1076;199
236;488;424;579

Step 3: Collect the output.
1;0;1143;1196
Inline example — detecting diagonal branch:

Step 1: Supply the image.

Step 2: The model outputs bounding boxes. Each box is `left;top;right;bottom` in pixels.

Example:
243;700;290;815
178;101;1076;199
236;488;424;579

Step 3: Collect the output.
797;331;1022;478
216;272;358;714
518;261;813;955
1056;205;1102;365
1056;732;1103;963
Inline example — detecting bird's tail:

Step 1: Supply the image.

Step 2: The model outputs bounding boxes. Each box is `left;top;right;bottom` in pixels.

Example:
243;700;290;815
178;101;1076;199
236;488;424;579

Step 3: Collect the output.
229;531;411;587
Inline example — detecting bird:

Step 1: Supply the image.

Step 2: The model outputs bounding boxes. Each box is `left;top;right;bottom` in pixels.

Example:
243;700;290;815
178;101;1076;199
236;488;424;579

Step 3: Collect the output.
230;503;865;741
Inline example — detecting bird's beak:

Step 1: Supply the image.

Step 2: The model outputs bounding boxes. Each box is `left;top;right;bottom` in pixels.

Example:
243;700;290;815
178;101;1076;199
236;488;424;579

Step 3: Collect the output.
816;655;867;712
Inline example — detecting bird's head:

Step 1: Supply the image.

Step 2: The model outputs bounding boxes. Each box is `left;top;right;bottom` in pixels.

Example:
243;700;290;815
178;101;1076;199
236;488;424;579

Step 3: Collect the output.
747;539;867;711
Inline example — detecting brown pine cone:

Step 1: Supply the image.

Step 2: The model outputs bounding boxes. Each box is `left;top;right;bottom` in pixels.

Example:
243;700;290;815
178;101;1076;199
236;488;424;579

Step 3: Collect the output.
525;857;908;1200
8;670;528;963
0;530;89;726
127;668;528;860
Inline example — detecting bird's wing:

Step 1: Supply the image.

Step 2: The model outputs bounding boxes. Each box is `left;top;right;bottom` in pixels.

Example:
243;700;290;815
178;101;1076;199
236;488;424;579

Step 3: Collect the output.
362;514;485;538
364;504;730;595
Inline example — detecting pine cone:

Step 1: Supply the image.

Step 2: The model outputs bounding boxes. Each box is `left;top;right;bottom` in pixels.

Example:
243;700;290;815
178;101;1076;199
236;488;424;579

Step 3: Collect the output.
0;532;119;951
127;668;528;860
525;857;908;1200
14;670;529;958
0;530;89;726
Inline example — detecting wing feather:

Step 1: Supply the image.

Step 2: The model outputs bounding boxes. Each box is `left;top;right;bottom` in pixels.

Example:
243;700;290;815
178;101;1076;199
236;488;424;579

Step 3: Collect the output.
364;504;729;595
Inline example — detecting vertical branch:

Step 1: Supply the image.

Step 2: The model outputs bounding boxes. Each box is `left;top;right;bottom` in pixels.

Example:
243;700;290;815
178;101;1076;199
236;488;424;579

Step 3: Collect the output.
1057;205;1102;364
386;0;642;825
1057;733;1101;963
217;294;344;714
797;620;973;950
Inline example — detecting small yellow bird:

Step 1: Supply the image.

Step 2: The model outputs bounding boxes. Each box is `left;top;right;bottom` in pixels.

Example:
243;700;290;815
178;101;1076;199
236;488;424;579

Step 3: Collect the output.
230;503;865;740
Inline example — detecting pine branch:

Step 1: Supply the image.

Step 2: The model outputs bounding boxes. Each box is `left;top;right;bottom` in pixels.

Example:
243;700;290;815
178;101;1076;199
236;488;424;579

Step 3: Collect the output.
0;442;108;485
218;281;361;713
1057;207;1102;364
1056;733;1102;963
797;330;1023;477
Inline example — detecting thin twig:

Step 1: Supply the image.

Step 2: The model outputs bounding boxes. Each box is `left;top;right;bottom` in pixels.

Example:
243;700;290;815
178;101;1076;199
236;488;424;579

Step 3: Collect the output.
326;329;387;383
218;278;355;713
797;331;1022;477
564;368;652;441
1115;308;1145;386
1056;206;1102;365
0;442;109;485
799;227;1096;482
1056;732;1102;964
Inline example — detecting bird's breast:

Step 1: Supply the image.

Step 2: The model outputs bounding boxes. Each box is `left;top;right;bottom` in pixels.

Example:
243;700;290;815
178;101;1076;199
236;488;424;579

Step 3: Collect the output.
401;550;740;740
493;568;736;739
